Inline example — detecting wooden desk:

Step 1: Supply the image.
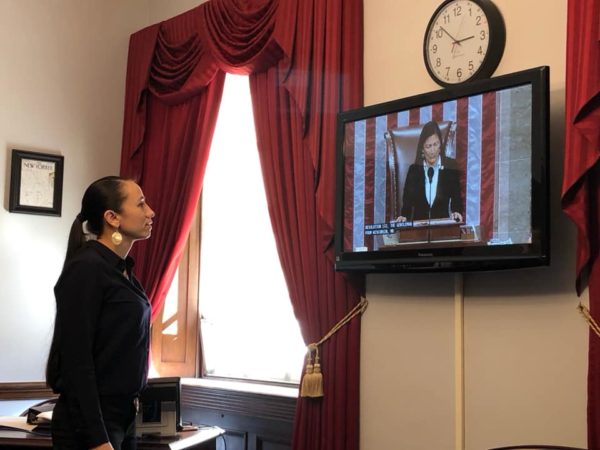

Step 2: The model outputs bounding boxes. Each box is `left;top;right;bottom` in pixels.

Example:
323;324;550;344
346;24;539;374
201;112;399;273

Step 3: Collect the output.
0;430;49;448
0;426;224;450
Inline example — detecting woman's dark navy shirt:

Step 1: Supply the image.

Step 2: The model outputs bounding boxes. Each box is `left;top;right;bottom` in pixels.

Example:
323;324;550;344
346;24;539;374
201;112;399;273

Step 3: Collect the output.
53;240;151;447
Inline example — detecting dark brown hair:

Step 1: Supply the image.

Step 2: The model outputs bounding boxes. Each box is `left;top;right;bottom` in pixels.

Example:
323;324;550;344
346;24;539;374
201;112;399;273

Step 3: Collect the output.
63;176;128;265
414;120;445;165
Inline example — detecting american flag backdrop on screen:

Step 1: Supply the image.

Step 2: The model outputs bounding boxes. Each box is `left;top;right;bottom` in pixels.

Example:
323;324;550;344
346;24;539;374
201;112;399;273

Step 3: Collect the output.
343;92;500;252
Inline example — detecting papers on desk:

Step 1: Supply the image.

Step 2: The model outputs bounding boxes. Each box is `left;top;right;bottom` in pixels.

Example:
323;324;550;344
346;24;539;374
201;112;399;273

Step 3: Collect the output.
0;416;37;432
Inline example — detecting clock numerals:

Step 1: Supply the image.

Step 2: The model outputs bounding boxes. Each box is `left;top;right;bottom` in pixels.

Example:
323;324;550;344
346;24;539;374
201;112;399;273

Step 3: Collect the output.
424;0;495;85
444;67;466;82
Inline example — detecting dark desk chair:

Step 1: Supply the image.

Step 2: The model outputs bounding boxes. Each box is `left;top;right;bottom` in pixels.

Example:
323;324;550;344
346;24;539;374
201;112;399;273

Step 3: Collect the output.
488;445;586;450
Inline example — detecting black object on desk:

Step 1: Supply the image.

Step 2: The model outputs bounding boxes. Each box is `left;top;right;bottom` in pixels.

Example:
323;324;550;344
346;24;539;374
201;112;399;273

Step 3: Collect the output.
136;377;182;437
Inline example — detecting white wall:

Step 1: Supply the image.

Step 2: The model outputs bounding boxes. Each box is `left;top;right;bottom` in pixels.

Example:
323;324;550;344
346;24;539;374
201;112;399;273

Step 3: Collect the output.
361;1;587;449
147;0;206;23
0;1;587;449
0;0;150;381
0;0;208;382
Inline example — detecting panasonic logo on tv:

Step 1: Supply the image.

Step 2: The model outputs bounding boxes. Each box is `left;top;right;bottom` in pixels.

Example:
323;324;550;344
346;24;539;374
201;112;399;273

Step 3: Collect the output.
417;252;434;257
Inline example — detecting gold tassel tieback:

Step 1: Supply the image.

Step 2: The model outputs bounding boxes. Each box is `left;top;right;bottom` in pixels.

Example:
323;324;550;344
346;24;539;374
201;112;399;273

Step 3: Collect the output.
300;344;323;398
300;297;368;399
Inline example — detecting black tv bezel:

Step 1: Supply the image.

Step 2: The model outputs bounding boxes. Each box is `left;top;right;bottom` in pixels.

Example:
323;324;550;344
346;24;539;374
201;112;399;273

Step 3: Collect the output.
334;66;550;273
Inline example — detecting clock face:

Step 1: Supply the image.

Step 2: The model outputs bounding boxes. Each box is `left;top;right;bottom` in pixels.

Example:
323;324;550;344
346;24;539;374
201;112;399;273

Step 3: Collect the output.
424;0;498;85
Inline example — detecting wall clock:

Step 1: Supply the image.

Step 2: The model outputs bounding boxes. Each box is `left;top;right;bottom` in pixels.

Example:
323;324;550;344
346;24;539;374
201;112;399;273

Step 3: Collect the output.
423;0;506;87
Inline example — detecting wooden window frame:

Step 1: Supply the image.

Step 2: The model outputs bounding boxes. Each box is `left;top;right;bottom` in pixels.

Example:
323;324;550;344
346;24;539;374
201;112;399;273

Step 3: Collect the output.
151;207;201;377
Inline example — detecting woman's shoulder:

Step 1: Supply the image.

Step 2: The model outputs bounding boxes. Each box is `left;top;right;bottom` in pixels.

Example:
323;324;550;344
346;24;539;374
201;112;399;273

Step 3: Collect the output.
66;241;105;266
407;164;422;174
57;242;107;284
442;157;459;170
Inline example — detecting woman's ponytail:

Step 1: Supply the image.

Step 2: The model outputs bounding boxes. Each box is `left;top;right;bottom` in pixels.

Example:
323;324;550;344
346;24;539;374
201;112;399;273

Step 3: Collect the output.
63;214;86;268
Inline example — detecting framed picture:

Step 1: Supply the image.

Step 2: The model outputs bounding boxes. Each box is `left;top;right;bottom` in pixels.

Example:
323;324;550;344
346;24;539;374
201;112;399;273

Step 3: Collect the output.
9;149;64;216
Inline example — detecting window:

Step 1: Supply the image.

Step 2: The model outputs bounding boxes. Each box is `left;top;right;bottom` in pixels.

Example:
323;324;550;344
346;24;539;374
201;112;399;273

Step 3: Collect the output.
153;74;306;385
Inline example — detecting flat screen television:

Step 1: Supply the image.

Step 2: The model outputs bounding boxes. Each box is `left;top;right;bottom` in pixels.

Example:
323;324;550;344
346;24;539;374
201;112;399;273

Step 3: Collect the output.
334;66;550;273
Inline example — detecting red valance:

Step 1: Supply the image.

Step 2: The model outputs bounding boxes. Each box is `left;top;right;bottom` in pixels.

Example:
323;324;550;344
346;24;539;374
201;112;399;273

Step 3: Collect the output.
122;0;358;246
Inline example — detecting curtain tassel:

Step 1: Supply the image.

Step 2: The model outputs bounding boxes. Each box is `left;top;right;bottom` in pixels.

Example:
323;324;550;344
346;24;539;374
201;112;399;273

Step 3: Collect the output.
299;298;369;398
300;345;323;398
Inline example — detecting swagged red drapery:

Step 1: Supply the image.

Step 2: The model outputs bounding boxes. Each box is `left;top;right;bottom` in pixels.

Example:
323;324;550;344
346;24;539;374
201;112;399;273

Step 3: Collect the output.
119;1;364;450
562;0;600;447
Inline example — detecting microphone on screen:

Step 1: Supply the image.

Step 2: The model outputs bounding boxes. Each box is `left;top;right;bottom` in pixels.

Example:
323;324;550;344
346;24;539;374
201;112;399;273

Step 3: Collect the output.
427;166;434;243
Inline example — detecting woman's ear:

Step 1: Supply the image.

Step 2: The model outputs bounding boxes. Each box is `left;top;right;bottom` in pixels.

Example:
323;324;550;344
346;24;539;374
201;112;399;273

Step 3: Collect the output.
103;210;120;229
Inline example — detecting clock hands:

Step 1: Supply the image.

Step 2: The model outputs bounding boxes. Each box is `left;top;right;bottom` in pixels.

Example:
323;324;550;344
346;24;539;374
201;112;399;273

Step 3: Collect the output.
439;26;475;56
440;23;475;56
440;27;475;47
439;26;461;45
455;35;475;44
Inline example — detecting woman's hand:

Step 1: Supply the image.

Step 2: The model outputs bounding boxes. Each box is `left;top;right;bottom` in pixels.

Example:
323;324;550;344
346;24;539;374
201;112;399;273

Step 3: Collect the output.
394;216;407;223
450;212;463;223
91;442;114;450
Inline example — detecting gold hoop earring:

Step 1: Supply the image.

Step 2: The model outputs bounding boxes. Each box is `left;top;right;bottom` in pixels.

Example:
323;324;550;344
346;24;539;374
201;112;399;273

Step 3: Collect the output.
111;229;123;246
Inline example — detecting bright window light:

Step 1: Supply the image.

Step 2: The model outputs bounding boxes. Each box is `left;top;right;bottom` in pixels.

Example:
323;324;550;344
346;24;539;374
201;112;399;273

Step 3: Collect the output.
199;74;306;384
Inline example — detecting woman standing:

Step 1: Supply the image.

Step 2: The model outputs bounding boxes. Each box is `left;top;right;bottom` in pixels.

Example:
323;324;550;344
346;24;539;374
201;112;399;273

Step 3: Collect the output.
397;120;463;223
46;176;155;450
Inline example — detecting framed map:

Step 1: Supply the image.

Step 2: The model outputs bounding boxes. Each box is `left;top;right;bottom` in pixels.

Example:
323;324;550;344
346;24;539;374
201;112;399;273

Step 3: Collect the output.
9;149;64;216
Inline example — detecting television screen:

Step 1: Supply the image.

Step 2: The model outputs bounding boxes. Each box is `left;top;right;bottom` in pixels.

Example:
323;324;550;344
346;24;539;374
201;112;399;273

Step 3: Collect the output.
334;66;550;272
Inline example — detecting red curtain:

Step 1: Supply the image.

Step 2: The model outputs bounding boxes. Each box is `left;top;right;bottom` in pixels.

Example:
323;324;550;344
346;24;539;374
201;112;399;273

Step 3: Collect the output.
562;0;600;447
120;16;227;322
119;1;364;450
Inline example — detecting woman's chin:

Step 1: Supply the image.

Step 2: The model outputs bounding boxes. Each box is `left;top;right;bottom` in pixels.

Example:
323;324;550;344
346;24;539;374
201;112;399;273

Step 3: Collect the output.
133;230;152;241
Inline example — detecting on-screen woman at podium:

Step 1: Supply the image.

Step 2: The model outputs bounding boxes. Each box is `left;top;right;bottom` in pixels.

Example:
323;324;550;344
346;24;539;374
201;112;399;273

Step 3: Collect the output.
396;120;463;223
